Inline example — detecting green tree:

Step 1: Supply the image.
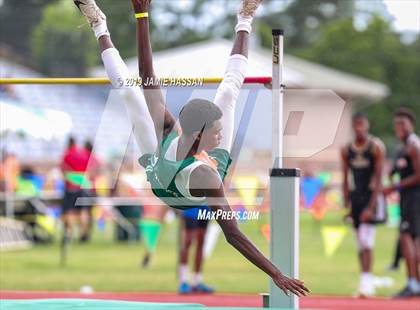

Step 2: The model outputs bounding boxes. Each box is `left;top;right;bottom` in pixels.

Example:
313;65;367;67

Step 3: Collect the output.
89;0;224;56
0;0;59;61
258;0;355;50
296;17;398;81
295;16;420;151
96;1;136;58
31;0;97;77
28;0;226;74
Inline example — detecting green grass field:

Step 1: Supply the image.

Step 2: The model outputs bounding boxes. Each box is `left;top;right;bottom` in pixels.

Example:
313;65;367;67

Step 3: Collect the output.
0;211;407;296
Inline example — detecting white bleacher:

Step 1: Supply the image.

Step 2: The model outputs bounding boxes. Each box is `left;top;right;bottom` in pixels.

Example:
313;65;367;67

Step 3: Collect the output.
1;59;135;163
0;217;32;251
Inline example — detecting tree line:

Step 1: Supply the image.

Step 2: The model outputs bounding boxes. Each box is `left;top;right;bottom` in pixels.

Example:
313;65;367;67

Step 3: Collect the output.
0;0;418;152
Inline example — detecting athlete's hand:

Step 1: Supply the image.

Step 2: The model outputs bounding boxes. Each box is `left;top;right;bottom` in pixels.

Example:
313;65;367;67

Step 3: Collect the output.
272;272;309;297
131;0;151;13
360;208;374;223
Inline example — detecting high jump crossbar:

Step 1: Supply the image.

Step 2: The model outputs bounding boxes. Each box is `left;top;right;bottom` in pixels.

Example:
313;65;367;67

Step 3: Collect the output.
0;77;271;85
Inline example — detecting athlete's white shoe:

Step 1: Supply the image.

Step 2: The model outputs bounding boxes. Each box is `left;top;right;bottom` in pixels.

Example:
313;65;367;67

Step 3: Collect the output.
74;0;106;27
239;0;263;18
358;276;376;297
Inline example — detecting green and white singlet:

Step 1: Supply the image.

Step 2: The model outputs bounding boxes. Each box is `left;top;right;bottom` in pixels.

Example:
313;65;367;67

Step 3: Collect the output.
139;132;232;210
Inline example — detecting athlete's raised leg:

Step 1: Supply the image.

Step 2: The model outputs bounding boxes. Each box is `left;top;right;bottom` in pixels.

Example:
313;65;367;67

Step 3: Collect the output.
74;0;157;155
214;0;262;152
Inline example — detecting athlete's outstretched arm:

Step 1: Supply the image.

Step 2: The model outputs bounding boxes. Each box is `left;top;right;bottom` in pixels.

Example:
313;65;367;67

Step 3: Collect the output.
131;0;178;141
189;167;309;297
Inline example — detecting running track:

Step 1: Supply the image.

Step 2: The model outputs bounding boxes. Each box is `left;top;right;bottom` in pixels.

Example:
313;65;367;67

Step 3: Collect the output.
1;291;419;309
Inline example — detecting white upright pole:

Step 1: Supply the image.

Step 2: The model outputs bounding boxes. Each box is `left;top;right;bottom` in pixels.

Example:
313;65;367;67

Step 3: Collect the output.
272;29;284;169
269;29;300;309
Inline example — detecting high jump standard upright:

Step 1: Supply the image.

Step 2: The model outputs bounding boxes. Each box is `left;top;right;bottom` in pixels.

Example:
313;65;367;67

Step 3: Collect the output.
270;28;300;309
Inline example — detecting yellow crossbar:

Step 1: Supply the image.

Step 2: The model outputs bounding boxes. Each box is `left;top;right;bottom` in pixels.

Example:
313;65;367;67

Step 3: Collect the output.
0;77;271;85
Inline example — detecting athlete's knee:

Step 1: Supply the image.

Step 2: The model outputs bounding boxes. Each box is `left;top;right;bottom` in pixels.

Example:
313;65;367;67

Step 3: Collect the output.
358;239;373;251
357;224;375;250
224;54;247;87
196;235;205;247
183;234;193;248
101;48;131;89
215;55;247;109
223;71;243;92
400;232;414;243
122;88;154;124
123;87;142;103
184;240;192;250
215;83;237;111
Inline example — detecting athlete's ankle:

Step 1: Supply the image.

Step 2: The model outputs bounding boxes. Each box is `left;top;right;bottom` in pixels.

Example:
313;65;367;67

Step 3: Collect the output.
235;15;253;34
92;21;109;40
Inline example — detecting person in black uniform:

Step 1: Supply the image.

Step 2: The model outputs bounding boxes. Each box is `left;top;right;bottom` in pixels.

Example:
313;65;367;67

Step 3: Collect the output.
383;108;420;298
341;112;386;297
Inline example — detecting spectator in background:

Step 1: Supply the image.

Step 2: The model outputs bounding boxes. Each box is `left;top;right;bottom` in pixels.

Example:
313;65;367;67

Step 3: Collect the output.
0;84;17;99
383;108;420;298
60;136;91;243
15;167;38;197
0;149;20;193
341;113;386;297
178;206;214;294
388;239;403;272
82;140;101;242
83;140;100;181
139;201;167;268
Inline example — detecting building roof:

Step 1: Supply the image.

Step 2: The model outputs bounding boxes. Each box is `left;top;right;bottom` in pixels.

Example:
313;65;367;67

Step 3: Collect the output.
90;39;389;100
